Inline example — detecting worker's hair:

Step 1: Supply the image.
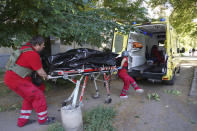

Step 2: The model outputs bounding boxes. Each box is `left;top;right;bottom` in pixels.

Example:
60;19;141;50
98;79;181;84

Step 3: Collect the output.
122;51;129;57
29;35;45;46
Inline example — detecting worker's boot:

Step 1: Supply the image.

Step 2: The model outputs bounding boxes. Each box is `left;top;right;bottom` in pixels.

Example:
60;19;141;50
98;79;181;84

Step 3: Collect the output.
17;119;36;127
120;95;128;98
40;117;55;125
134;87;144;93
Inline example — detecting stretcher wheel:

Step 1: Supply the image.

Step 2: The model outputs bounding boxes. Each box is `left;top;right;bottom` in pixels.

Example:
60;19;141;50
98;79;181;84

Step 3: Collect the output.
105;97;112;104
92;93;100;99
62;101;68;107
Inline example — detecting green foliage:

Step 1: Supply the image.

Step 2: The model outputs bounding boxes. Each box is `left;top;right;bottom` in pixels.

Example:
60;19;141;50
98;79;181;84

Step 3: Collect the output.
0;70;5;76
190;120;196;124
47;122;65;131
0;102;22;112
43;81;53;92
0;0;149;48
164;89;181;96
44;78;74;91
0;87;11;97
148;0;197;47
147;92;160;101
102;0;149;24
83;106;116;131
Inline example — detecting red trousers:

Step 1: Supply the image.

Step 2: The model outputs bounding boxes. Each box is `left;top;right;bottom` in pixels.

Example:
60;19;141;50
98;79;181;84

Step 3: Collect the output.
118;69;139;96
4;71;48;127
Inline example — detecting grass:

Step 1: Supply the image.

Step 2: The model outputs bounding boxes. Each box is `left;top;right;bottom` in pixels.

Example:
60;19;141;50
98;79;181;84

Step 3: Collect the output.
0;86;12;97
47;122;65;131
46;106;117;131
0;69;5;75
47;106;117;131
0;102;22;112
44;78;74;91
83;106;116;131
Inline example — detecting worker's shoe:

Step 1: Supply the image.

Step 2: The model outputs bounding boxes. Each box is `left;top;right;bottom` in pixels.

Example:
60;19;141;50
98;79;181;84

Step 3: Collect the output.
134;87;144;93
17;119;36;127
40;117;55;125
120;95;128;99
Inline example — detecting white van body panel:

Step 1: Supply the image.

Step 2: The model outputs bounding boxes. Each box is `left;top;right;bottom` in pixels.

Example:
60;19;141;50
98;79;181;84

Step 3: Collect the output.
127;32;146;68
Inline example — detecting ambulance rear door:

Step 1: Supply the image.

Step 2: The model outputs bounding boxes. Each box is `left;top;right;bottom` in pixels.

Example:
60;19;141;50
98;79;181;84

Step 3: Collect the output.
112;32;128;55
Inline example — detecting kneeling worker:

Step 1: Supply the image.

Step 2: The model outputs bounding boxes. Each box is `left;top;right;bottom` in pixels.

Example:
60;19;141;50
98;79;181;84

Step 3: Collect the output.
118;51;144;98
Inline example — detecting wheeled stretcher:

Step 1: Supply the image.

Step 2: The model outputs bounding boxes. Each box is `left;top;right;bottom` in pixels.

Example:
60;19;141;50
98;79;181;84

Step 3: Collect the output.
47;66;117;108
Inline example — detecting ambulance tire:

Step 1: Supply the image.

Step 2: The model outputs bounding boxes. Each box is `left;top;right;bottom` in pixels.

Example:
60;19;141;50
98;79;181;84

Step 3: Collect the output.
177;67;181;74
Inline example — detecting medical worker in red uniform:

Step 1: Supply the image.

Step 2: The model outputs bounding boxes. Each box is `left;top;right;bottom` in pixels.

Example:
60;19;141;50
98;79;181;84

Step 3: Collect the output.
4;36;55;127
151;45;164;64
118;51;144;98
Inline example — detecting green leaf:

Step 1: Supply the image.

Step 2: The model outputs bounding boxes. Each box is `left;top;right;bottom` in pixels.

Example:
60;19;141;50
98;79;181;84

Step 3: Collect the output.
155;98;160;101
134;115;140;118
155;93;159;98
82;0;89;4
190;120;196;124
33;18;38;22
147;93;152;100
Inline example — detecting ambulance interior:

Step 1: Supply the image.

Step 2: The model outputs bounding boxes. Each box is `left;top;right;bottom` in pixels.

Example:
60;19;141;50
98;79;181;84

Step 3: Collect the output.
127;23;167;79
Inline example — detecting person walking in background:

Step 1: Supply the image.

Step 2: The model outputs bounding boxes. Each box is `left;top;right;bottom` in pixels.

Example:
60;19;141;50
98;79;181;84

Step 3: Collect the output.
117;51;144;98
192;48;195;56
4;35;55;127
189;49;192;56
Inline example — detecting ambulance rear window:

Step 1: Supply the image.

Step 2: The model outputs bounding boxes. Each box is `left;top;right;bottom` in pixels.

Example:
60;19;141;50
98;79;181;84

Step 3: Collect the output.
114;34;123;53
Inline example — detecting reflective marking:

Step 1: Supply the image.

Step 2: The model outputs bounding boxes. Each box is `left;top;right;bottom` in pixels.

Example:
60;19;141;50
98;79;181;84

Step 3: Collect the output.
38;116;47;120
133;85;138;88
122;89;127;92
121;92;126;95
19;115;29;119
37;111;47;116
21;110;32;114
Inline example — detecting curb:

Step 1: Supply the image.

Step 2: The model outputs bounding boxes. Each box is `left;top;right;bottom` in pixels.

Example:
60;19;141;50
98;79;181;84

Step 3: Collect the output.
189;68;197;96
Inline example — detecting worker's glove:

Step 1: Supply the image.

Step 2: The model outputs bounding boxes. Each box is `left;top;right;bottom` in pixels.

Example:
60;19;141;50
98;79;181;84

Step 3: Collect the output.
117;67;122;70
47;75;52;80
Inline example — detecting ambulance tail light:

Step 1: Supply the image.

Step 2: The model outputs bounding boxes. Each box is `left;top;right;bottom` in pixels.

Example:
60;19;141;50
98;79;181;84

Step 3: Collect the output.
162;78;169;80
133;42;143;49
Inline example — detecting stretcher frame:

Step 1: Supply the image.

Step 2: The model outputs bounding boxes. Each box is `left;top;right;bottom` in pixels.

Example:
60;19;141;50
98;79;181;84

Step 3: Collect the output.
48;66;117;108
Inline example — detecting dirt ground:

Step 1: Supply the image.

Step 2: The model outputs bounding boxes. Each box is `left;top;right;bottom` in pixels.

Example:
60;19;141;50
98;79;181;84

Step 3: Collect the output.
1;58;197;131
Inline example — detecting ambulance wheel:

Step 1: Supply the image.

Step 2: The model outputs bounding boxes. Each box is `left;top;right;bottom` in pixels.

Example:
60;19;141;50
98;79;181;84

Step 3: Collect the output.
177;67;181;74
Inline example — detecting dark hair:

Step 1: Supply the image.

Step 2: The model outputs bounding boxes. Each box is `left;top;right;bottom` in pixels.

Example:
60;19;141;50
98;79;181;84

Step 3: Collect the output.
122;51;129;57
29;35;45;46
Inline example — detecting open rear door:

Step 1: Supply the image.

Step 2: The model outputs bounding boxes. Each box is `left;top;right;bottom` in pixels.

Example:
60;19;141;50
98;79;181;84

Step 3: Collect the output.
112;32;128;55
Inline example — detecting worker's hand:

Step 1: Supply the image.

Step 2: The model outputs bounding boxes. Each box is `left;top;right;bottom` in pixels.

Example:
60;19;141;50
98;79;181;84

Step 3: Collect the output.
37;68;48;80
117;67;122;70
42;74;48;81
